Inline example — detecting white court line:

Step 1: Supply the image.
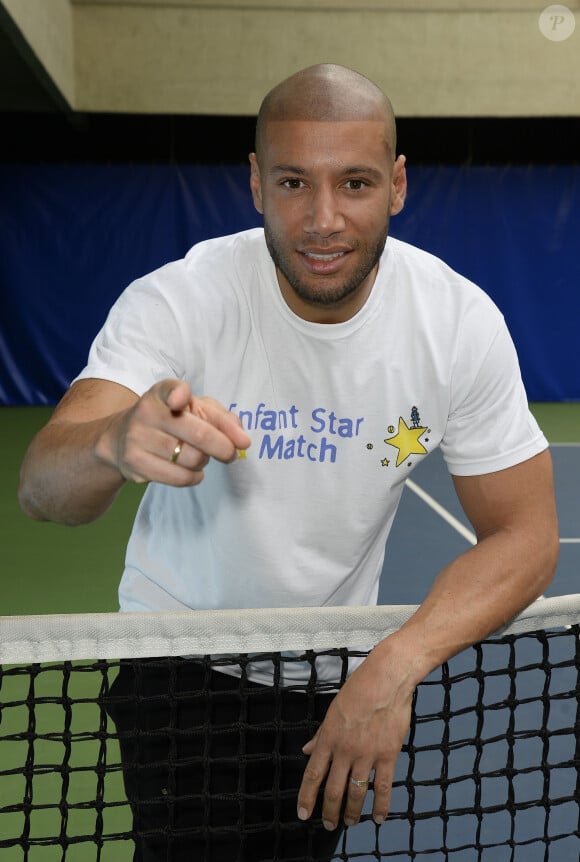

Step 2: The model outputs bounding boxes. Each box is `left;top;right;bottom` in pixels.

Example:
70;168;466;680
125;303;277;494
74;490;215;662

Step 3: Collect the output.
405;479;476;546
549;443;580;543
406;479;578;547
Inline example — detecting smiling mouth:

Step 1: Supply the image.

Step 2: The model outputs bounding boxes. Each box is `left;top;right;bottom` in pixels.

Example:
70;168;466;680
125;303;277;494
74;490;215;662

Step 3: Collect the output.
298;249;352;277
303;251;346;261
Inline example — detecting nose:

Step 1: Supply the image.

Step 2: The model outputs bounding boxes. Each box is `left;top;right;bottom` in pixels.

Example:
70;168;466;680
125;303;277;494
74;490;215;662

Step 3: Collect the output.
304;186;346;237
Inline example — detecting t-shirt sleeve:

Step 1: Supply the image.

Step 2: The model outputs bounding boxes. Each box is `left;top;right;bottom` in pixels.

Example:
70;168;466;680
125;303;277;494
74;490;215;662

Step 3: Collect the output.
440;309;547;476
72;263;198;396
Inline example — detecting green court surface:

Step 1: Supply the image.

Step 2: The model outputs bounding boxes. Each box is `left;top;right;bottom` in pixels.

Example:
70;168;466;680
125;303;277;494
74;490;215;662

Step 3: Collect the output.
527;402;580;444
1;407;140;859
1;662;133;861
1;407;145;616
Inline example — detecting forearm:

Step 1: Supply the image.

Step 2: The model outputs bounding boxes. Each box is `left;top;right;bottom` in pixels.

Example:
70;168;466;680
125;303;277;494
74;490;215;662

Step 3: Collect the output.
374;523;558;688
18;378;253;527
297;454;558;829
18;415;127;526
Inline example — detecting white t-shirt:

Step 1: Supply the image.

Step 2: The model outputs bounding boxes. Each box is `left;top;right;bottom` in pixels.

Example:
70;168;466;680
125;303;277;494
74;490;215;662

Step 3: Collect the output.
76;229;546;680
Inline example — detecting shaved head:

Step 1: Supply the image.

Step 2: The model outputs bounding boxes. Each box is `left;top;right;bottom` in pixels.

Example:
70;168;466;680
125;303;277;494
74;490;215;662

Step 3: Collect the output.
255;64;396;163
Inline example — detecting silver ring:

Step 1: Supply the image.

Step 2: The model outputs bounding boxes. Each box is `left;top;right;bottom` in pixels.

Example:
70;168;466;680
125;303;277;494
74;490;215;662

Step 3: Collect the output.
350;777;369;788
170;440;183;464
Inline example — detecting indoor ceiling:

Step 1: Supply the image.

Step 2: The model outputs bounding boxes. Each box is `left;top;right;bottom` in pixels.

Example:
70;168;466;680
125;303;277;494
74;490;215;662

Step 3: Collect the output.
0;8;66;111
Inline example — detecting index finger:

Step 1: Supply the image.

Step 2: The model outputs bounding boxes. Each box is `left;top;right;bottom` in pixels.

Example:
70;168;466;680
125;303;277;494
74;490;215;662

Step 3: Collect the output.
177;398;251;463
158;378;194;415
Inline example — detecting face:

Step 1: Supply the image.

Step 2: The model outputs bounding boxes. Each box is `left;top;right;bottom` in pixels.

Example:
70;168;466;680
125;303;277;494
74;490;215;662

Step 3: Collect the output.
250;118;406;323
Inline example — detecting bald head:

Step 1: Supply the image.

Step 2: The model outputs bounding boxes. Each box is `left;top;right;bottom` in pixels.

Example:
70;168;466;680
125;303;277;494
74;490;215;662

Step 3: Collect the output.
255;64;396;163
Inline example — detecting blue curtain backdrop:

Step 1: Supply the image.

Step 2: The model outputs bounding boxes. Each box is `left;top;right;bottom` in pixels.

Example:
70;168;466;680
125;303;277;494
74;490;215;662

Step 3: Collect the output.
0;163;578;405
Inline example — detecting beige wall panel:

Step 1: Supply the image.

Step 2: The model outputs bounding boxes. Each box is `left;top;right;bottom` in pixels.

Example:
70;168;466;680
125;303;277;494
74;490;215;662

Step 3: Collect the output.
2;0;75;106
72;0;579;11
73;5;580;116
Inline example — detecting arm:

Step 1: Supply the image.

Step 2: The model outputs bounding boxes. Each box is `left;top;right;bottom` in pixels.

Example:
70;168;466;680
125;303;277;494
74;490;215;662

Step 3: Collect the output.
297;448;559;830
18;377;251;526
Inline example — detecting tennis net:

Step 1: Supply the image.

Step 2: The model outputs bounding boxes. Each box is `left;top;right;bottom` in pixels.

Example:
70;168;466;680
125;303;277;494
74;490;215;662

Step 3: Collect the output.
1;596;579;861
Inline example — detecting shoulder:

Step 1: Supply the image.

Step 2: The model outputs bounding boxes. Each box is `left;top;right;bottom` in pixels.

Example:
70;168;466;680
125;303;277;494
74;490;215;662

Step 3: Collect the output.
183;227;267;272
121;227;267;305
386;236;501;324
388;237;488;295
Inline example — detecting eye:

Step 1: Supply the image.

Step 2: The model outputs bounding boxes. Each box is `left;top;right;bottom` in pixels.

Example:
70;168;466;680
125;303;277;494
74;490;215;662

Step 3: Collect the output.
281;178;306;190
344;179;368;191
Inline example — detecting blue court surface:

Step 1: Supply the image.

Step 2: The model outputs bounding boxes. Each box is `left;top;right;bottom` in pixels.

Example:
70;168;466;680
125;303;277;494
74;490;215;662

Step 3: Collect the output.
379;444;579;605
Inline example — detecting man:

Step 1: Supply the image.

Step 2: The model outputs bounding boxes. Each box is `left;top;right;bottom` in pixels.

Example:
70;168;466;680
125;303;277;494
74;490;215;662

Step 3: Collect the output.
19;64;559;860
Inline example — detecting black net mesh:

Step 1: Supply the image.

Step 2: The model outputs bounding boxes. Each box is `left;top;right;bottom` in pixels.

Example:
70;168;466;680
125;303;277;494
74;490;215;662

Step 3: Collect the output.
0;627;579;861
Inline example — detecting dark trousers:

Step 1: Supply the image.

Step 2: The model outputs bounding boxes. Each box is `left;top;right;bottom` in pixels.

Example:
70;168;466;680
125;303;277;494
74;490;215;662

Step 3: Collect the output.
106;658;343;861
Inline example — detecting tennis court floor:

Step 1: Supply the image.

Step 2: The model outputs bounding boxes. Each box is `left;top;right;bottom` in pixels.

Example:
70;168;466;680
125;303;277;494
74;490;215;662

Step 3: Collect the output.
1;404;578;860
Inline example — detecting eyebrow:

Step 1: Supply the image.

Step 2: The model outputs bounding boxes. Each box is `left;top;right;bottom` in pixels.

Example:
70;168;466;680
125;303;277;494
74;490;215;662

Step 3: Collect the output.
269;164;385;180
269;164;307;176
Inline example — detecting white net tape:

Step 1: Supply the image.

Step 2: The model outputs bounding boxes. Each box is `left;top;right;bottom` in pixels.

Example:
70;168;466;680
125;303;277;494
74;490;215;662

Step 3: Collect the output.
1;593;579;664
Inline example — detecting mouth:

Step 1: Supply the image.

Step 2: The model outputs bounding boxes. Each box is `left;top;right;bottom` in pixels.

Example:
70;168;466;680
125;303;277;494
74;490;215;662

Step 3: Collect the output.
299;248;351;274
303;251;346;261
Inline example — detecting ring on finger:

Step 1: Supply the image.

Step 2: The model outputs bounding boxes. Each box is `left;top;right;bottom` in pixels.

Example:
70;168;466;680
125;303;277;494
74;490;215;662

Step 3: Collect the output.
350;777;370;789
170;439;184;464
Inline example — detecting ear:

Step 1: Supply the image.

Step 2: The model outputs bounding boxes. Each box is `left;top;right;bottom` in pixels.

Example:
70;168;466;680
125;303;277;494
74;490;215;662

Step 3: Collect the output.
249;153;264;214
390;154;407;216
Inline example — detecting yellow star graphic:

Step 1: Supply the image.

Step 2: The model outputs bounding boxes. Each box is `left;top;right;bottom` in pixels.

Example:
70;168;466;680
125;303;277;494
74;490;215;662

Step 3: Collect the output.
384;417;428;467
381;458;390;467
237;449;247;460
